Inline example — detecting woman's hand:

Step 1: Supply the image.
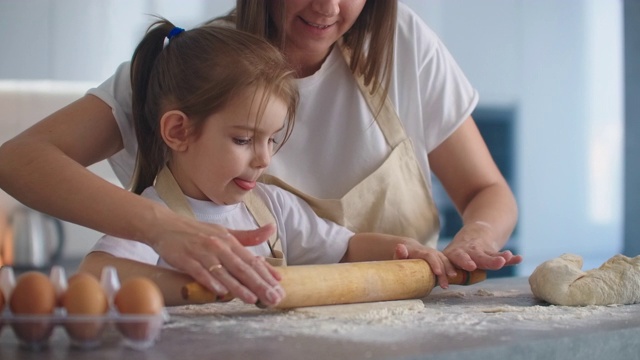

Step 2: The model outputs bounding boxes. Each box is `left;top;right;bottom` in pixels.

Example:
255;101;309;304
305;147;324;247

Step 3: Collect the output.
393;241;457;289
443;221;522;272
147;212;285;307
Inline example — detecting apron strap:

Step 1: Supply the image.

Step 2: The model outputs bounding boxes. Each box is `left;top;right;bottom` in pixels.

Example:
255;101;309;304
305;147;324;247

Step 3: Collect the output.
155;166;196;218
338;40;407;149
244;192;286;266
155;165;285;266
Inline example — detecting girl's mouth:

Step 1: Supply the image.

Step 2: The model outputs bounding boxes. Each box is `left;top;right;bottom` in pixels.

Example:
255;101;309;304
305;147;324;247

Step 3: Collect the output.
233;178;256;191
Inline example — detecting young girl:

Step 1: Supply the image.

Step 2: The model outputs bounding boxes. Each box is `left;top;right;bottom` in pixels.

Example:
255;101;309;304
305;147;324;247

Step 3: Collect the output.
79;19;454;307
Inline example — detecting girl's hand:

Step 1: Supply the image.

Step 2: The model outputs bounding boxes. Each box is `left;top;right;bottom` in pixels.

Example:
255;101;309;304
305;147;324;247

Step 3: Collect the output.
443;221;522;272
393;242;457;289
148;215;285;307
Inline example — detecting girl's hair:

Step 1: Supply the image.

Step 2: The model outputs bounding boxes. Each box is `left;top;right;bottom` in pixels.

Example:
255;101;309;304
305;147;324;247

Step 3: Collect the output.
129;18;299;194
221;1;397;99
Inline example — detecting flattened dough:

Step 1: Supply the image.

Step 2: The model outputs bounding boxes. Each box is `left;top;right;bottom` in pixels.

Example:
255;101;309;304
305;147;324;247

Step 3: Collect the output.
529;253;640;306
293;299;424;317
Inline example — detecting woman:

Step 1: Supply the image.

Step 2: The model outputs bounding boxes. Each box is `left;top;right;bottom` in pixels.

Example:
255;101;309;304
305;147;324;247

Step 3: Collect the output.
0;1;521;307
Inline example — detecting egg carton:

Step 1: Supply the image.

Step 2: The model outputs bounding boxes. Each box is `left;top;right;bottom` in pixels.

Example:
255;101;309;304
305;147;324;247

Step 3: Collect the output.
0;265;169;351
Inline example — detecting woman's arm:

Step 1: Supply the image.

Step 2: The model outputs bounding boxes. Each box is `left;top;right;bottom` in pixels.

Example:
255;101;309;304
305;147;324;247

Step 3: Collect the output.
0;95;283;307
429;116;522;271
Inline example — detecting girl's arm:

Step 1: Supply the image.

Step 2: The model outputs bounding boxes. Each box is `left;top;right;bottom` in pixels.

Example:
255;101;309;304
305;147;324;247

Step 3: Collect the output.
429;116;522;271
79;251;195;306
340;233;456;288
0;95;283;307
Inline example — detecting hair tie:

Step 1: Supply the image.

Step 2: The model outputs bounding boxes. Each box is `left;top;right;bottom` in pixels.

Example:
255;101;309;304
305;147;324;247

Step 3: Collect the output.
167;27;185;40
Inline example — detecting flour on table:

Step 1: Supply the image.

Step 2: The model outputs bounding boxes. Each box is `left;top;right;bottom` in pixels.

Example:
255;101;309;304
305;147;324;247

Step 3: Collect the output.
164;284;631;343
528;253;640;306
292;299;424;318
432;290;466;298
474;288;495;296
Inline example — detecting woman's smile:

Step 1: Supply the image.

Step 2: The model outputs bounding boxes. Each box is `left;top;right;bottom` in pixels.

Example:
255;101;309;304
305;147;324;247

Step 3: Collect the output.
298;16;336;30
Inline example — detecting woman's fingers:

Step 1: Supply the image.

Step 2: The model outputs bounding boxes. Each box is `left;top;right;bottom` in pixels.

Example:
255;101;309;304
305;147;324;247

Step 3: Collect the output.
152;220;284;306
444;248;477;272
444;243;524;272
230;224;276;247
215;250;284;306
178;257;229;296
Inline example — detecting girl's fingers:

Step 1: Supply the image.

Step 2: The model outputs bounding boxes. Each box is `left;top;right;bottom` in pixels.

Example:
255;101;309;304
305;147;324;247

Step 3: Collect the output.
410;248;451;289
393;243;410;260
441;253;458;278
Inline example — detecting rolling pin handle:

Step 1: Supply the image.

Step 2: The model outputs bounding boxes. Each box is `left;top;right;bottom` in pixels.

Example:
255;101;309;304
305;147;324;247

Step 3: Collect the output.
181;282;234;303
447;269;487;286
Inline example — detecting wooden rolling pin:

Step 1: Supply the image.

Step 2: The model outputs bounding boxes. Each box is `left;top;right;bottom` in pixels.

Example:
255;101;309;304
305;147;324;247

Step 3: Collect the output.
181;259;486;309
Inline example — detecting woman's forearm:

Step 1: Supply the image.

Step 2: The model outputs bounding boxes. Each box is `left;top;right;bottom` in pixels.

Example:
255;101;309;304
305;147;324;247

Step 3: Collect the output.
459;181;518;249
0;95;166;245
0;136;166;245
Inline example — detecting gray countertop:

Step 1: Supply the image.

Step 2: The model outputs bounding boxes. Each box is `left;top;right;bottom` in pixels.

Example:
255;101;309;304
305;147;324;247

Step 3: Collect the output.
2;276;640;360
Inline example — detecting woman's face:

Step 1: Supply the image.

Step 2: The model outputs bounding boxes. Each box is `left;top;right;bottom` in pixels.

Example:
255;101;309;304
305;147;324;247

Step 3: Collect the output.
270;0;366;62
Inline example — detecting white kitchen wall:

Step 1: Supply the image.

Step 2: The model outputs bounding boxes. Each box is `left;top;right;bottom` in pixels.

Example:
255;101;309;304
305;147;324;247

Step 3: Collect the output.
0;0;235;82
0;1;624;274
0;0;235;259
403;0;623;274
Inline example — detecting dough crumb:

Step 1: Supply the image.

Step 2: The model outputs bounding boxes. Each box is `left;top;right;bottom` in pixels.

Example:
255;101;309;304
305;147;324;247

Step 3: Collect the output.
474;289;494;297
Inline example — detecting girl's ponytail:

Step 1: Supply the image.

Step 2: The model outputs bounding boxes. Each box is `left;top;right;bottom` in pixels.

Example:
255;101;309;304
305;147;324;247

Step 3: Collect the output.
130;18;176;194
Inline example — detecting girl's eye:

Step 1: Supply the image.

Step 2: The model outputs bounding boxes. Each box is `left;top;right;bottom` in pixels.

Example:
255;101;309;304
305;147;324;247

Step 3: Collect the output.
269;138;279;145
233;138;251;145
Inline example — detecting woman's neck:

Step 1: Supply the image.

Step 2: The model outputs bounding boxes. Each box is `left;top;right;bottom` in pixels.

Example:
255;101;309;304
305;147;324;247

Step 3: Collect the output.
286;45;334;78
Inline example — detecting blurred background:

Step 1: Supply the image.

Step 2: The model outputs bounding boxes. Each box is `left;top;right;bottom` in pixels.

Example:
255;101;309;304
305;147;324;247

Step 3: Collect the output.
0;0;636;277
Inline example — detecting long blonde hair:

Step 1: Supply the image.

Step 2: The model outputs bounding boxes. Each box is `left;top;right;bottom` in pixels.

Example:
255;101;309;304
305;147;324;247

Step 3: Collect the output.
222;1;397;99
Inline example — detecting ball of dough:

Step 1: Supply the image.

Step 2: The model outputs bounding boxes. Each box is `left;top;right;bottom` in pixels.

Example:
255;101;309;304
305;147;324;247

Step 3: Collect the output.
529;253;640;306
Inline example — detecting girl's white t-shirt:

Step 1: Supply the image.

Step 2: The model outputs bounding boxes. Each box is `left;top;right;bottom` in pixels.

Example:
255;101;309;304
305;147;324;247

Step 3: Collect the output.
88;3;478;199
91;183;353;268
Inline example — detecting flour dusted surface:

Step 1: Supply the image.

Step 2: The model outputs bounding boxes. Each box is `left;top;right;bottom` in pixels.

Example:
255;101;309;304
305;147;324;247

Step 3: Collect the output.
165;278;637;344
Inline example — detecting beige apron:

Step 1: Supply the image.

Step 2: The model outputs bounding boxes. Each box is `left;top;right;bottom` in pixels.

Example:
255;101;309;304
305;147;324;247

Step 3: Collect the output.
260;44;440;248
154;166;286;266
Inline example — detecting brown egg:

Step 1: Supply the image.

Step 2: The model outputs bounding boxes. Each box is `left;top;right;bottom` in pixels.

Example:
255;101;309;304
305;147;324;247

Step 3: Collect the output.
62;272;109;345
9;271;56;345
114;277;164;315
114;277;164;342
10;271;56;314
63;272;108;315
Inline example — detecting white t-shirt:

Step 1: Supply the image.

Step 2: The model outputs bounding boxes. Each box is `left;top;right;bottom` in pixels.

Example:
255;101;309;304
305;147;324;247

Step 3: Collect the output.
88;2;478;198
91;183;353;268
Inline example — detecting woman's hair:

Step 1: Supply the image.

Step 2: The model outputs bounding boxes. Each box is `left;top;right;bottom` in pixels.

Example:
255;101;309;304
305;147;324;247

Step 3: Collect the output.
221;1;397;98
129;18;299;194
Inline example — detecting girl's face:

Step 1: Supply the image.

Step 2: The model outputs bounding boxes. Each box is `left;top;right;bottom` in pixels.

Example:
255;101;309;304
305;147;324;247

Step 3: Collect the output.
270;0;366;61
171;87;288;205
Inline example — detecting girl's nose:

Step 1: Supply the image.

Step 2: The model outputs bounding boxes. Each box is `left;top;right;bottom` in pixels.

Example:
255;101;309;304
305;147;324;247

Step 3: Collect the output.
251;145;271;169
311;0;339;17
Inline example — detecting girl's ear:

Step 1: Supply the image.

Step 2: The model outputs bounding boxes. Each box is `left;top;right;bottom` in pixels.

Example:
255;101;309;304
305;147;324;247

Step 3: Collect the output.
160;110;192;151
